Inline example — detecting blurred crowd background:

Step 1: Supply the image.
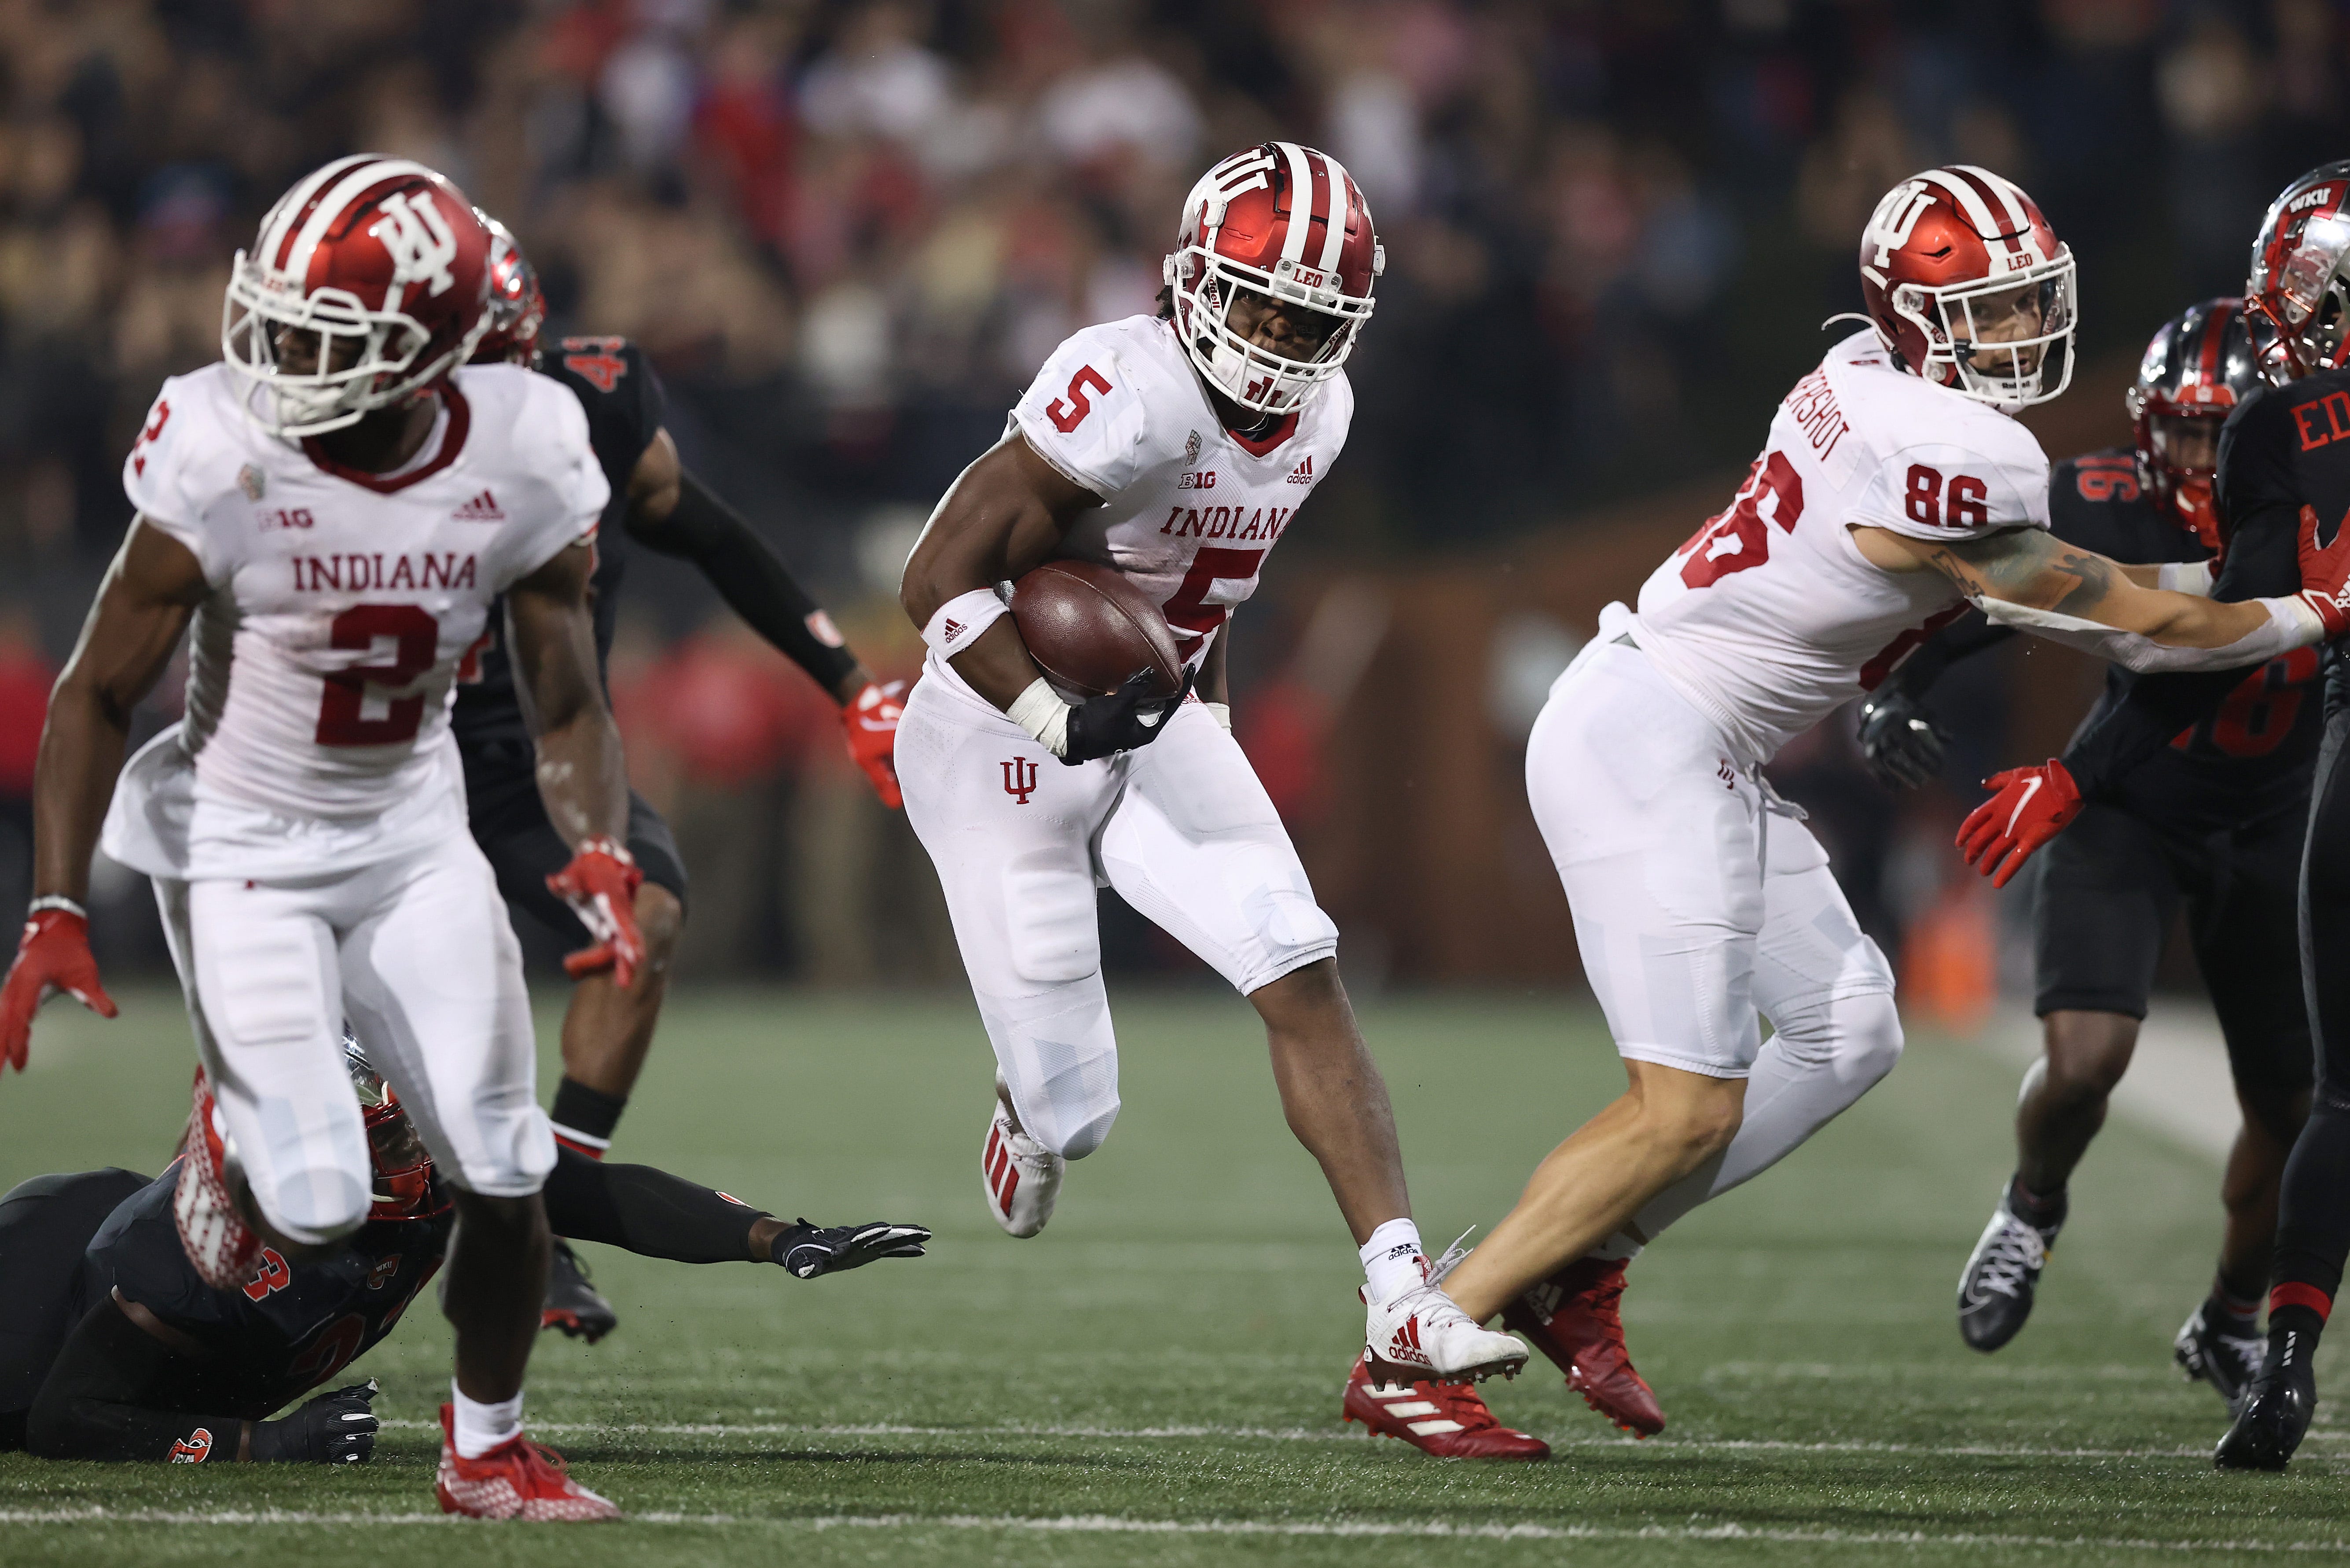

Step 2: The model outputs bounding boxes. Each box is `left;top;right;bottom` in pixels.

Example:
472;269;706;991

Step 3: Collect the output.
0;0;2337;1011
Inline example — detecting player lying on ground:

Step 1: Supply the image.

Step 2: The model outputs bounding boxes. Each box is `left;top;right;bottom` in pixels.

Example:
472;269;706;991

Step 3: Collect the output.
1367;165;2350;1455
0;1038;927;1462
896;142;1539;1460
0;158;649;1519
1949;161;2350;1471
461;220;906;1342
1860;298;2312;1402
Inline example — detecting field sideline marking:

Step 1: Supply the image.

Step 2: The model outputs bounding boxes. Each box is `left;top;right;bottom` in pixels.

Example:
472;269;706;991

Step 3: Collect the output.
365;1417;2306;1460
2;1506;2347;1553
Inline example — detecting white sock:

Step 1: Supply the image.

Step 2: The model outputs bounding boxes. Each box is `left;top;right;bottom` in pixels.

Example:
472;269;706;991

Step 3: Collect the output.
1359;1217;1425;1301
451;1382;524;1459
1588;1231;1645;1263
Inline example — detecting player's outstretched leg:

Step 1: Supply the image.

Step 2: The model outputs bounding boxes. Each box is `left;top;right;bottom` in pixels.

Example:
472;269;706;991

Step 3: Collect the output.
1341;1356;1548;1460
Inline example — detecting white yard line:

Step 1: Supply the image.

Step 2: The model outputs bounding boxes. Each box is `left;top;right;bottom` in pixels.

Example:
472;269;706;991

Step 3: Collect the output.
2;1506;2346;1553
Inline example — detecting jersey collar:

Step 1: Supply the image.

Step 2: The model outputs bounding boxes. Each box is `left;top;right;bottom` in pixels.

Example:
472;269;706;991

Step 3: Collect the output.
301;384;471;494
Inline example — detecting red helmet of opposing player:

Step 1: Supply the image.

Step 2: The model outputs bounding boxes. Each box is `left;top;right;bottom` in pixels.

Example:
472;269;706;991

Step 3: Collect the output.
1163;142;1382;417
2246;161;2350;385
1857;165;2076;410
471;212;546;367
343;1034;439;1222
2126;297;2262;550
222;155;494;438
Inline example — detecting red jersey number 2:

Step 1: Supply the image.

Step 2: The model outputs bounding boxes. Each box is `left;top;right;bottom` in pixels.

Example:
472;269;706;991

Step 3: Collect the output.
1046;366;1113;433
315;605;440;746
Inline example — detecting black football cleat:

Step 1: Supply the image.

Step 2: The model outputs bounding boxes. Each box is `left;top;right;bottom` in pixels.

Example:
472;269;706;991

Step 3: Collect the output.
1956;1189;2061;1352
2174;1304;2264;1413
2215;1326;2318;1471
541;1239;618;1343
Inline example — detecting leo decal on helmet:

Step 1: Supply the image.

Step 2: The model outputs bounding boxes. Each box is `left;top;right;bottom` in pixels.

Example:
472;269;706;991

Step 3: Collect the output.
2126;297;2262;549
2246;161;2350;385
1854;165;2077;410
221;155;496;439
1163;142;1382;416
472;212;547;368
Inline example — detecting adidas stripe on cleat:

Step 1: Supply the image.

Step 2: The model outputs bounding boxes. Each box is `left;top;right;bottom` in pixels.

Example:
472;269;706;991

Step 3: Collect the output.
1341;1356;1549;1460
980;1086;1062;1238
1362;1278;1530;1385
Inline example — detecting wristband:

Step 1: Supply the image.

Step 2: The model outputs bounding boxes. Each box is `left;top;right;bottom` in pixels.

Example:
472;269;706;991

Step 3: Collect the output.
25;896;86;920
1006;677;1071;758
1201;702;1231;731
2157;560;2215;597
922;588;1010;659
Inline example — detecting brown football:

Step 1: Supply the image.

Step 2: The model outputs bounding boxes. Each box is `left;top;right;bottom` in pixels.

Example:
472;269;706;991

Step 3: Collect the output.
1009;559;1185;700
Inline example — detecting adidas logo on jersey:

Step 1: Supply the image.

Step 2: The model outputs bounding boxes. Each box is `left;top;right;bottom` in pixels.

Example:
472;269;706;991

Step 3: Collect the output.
453;490;504;522
1286;456;1315;485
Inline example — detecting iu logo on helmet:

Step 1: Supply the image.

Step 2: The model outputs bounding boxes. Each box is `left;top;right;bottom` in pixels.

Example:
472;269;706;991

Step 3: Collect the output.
371;190;458;300
1002;758;1039;805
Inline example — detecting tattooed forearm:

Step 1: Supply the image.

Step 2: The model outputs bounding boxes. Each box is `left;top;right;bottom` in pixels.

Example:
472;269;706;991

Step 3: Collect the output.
1922;528;2118;613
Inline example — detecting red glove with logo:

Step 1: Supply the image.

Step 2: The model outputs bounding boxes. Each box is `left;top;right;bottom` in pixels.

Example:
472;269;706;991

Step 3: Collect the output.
0;904;119;1073
842;678;907;809
546;839;646;989
1956;760;2082;888
2298;502;2350;638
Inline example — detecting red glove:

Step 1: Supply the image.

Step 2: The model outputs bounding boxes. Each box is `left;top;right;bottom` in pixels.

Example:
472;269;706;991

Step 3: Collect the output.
2298;502;2350;638
0;904;118;1073
546;839;646;989
1956;760;2082;889
842;678;907;809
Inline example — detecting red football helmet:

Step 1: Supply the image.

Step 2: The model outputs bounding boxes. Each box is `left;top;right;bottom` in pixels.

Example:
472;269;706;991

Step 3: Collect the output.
222;155;494;438
1164;142;1382;416
1857;165;2076;409
2126;297;2262;550
471;212;546;367
2246;161;2350;385
343;1033;440;1222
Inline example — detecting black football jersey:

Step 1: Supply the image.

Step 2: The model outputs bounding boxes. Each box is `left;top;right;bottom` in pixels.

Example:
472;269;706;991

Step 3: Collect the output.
451;338;666;752
82;1163;453;1421
2049;447;2323;836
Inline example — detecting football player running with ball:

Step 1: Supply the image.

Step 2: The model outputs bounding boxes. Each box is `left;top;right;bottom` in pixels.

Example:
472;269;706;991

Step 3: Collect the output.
896;143;1540;1458
1951;163;2350;1470
0;158;636;1518
1411;166;2350;1447
1861;300;2317;1396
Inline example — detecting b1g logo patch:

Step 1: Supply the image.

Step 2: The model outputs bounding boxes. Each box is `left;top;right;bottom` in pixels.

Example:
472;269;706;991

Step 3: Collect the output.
169;1427;214;1463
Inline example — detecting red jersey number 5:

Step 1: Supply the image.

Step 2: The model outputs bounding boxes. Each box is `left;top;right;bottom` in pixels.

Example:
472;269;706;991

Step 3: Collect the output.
1047;366;1113;433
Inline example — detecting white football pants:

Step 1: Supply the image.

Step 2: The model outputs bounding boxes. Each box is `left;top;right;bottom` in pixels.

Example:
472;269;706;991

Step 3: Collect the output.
1528;640;1903;1238
154;830;554;1246
898;662;1339;1160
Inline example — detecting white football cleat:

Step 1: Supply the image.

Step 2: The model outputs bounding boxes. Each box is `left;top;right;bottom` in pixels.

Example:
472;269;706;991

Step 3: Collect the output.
981;1087;1062;1238
1363;1278;1530;1385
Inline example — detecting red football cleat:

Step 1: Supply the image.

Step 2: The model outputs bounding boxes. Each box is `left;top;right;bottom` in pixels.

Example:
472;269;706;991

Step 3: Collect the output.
1342;1356;1550;1460
1502;1256;1666;1436
434;1404;620;1521
173;1067;261;1291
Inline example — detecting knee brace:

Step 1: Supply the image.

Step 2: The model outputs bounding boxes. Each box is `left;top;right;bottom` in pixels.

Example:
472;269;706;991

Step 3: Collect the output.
1768;987;1904;1093
977;980;1120;1160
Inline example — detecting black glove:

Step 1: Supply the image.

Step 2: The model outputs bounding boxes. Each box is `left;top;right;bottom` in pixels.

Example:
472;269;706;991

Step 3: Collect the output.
1061;667;1193;766
771;1219;932;1279
250;1379;379;1464
1856;689;1948;789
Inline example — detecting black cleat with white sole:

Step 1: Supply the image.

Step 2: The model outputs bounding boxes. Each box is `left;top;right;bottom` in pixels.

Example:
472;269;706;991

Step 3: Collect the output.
1957;1187;2062;1352
2175;1304;2265;1413
2215;1325;2318;1471
541;1238;619;1342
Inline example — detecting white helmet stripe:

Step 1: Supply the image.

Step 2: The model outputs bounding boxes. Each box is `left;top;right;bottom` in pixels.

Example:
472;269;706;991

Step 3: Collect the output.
1918;167;2003;241
1276;141;1315;267
260;154;378;272
1315;154;1350;273
285;158;444;288
1952;164;2032;233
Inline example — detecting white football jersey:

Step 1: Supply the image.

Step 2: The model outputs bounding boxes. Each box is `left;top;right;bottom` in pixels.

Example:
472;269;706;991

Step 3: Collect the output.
1002;313;1351;670
101;361;606;879
1627;330;2052;763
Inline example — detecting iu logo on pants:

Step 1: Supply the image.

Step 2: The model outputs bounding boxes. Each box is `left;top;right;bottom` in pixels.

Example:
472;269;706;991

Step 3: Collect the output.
1002;758;1039;805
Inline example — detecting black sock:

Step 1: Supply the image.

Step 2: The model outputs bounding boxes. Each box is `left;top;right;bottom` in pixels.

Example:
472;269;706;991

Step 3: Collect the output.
550;1077;627;1159
2208;1279;2263;1337
2270;1302;2326;1346
2007;1173;2066;1231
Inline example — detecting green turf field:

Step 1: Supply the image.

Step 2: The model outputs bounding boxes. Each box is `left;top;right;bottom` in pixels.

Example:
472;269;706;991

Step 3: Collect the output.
0;985;2342;1565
